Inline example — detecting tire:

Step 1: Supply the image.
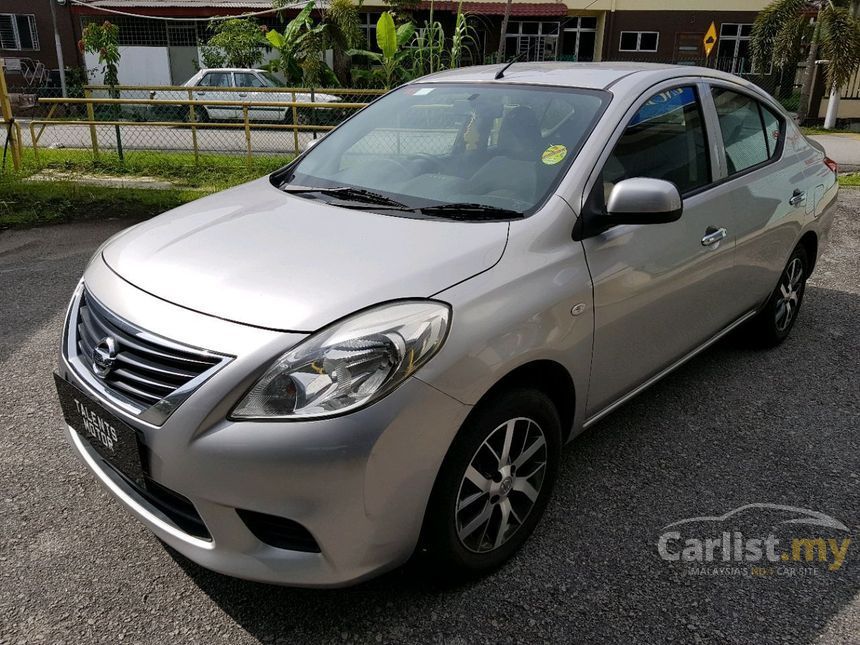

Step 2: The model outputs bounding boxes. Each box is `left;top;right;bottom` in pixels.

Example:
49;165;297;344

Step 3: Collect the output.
746;244;809;347
421;387;562;581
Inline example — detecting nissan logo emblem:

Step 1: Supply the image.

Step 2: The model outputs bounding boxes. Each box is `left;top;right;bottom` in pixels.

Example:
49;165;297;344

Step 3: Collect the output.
92;336;118;378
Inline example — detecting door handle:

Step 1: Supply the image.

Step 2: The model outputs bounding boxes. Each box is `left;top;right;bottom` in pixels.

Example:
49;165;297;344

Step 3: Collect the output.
701;226;727;247
238;92;248;98
196;91;206;95
788;189;806;207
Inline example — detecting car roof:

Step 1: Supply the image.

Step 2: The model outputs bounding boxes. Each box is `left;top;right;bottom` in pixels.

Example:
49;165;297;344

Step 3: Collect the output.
414;62;749;91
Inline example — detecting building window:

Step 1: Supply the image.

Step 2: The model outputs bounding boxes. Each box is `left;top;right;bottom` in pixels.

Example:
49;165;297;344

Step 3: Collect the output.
0;14;39;51
717;23;753;74
360;12;379;52
505;21;561;62
619;31;659;53
561;16;597;62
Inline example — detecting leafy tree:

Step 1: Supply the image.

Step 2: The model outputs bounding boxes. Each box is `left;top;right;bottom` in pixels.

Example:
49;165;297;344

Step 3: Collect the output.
752;0;860;125
201;18;266;69
266;1;337;86
80;21;120;90
348;11;414;89
79;20;124;159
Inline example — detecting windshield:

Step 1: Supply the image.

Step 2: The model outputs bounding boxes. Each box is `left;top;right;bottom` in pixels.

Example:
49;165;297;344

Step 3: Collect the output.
278;83;608;216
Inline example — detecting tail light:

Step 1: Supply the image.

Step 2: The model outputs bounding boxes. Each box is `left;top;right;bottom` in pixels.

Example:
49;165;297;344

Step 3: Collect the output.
824;156;838;175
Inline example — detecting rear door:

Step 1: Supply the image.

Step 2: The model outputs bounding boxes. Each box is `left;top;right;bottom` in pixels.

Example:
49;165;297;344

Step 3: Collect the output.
234;71;283;122
580;82;741;418
706;83;811;312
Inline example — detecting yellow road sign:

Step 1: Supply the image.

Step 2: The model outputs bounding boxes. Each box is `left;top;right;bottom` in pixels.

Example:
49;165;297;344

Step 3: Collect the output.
704;22;717;58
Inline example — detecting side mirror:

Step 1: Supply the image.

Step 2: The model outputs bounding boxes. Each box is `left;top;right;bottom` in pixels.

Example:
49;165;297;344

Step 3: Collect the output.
606;177;682;225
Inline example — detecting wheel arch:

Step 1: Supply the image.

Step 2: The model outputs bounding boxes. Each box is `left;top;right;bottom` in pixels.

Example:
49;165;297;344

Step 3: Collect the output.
466;360;577;443
799;231;818;275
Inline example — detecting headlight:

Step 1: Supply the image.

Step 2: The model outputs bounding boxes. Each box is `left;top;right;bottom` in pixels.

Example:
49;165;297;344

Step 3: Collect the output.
231;301;451;419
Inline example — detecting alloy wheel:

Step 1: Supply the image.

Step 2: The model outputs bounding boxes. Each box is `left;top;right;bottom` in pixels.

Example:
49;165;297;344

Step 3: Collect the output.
455;417;548;553
775;257;804;333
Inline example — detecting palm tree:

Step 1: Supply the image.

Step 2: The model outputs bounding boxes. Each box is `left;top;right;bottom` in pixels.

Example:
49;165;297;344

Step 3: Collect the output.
324;0;363;86
752;0;860;127
497;0;513;60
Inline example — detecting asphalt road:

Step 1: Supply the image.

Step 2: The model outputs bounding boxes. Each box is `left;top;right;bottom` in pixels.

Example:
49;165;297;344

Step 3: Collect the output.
1;193;858;644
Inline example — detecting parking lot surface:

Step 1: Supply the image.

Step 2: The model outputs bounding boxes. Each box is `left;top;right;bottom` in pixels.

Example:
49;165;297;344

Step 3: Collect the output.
1;193;858;644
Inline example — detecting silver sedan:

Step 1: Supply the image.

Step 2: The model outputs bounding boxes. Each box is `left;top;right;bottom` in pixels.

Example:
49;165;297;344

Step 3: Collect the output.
54;62;838;587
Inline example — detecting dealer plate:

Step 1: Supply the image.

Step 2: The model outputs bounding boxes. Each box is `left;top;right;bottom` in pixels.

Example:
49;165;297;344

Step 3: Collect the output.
54;373;146;486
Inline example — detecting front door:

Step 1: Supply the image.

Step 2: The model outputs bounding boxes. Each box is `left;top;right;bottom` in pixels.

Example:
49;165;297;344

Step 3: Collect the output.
581;84;739;417
195;70;235;120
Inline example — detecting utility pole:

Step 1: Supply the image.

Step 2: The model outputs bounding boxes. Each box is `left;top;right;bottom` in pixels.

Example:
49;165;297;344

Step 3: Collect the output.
48;0;68;97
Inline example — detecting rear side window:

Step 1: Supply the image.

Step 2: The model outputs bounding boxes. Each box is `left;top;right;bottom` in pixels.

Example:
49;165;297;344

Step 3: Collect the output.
602;86;710;197
712;88;781;175
760;105;783;158
235;73;266;88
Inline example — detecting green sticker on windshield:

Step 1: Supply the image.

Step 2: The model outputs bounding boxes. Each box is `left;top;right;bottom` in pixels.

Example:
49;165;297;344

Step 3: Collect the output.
541;144;567;165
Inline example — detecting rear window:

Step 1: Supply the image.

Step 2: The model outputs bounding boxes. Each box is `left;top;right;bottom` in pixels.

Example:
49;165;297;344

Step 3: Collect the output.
712;88;779;175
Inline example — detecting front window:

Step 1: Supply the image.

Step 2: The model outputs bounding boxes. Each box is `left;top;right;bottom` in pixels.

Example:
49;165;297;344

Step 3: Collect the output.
602;86;710;197
279;83;608;217
200;72;231;87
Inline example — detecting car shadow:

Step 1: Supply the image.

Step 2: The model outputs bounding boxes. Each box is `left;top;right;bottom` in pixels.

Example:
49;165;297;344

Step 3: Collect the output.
167;285;859;643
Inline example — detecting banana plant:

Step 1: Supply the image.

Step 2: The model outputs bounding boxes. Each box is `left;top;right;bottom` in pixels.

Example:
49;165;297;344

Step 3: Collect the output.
265;0;337;86
348;12;415;89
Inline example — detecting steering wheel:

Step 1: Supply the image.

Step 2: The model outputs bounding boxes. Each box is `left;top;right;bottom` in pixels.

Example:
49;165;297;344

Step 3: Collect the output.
374;157;412;176
407;153;446;173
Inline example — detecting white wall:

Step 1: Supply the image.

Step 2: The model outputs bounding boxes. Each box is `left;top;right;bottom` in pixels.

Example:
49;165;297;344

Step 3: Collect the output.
85;46;172;86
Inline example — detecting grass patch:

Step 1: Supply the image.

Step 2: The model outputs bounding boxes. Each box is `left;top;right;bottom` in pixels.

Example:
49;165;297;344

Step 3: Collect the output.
0;177;202;229
839;172;860;187
800;126;858;136
1;148;294;228
18;148;291;190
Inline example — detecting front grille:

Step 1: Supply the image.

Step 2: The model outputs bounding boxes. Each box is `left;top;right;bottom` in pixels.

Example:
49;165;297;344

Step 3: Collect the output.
72;289;226;418
236;509;321;552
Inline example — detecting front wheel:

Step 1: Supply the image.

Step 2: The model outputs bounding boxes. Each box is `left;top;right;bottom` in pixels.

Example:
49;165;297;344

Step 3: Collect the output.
746;244;809;347
421;388;561;580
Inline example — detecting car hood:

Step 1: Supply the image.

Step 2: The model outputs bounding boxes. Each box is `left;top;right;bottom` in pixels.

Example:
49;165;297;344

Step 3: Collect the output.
101;178;508;331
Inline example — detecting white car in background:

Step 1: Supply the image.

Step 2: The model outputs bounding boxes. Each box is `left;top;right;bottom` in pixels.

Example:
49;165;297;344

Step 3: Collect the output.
154;68;341;122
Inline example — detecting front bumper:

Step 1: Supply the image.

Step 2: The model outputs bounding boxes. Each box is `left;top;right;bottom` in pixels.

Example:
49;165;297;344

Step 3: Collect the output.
59;259;470;587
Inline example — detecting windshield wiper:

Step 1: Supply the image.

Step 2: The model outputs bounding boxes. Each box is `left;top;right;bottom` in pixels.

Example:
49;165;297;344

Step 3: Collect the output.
419;202;524;220
281;185;410;209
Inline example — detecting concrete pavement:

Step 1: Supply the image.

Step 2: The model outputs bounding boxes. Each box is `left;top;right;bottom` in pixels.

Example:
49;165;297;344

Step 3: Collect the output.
810;133;860;171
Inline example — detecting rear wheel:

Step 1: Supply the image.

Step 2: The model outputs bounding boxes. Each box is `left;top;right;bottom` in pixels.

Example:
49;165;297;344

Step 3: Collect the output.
421;388;561;580
746;244;809;347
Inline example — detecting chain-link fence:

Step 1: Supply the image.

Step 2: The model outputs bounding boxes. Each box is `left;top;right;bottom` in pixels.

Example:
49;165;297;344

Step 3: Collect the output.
16;85;384;173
